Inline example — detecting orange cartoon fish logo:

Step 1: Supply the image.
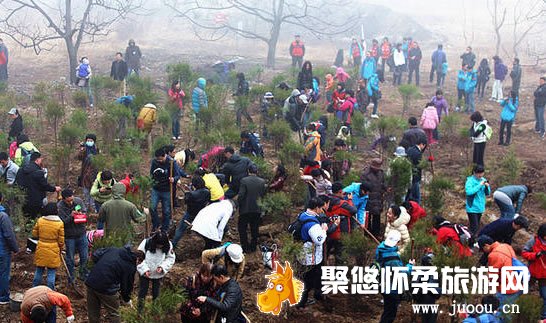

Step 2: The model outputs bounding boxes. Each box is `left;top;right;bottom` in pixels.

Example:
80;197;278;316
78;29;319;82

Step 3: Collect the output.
257;261;304;315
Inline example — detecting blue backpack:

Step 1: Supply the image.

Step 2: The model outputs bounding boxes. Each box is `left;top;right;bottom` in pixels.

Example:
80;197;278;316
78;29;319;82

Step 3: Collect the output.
78;64;90;78
511;257;530;281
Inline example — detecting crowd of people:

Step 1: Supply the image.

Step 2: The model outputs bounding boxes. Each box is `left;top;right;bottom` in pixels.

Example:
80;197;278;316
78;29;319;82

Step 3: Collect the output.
0;33;544;323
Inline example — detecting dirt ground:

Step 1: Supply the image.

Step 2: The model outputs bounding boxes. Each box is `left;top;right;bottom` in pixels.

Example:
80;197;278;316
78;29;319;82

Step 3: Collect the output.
1;39;545;323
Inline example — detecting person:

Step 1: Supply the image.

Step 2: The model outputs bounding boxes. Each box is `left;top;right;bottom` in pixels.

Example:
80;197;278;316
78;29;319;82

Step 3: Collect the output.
136;231;175;312
384;205;411;252
0;151;19;186
163;145;190;208
302;168;332;198
32;203;64;290
464;66;477;113
360;158;386;237
196;264;243;323
510;58;522;97
380;37;391;72
521;223;546;321
238;164;266;253
430;44;447;87
534;76;546;138
76;56;94;108
174;148;196;171
137;103;157;151
420;102;439;145
370;39;380;61
125;39;142;76
342;182;371;227
470;111;490;166
98;183;143;238
465;165;491;236
376;230;415;323
403;200;426;229
461;296;501;323
90;170;115;225
240;131;263;158
388;147;412;204
413;252;441;323
283;89;304;132
479;216;529;245
331;82;347;112
431;90;448;140
85;246;143;323
499;90;518;146
78;133;99;212
191;78;208;127
433;216;473;258
490;56;508;102
325;183;357;264
367;72;381;119
460;46;476;69
150;148;178;232
297;61;313;91
114;95;134;140
289;35;305;68
337;88;356;125
349;38;363;68
303;124;322;162
477;235;523;311
57;189;88;283
476;58;491;100
335;66;350;84
180;263;215;322
260;91;277;138
220;146;253;199
0;38;8;82
0;192;18;305
399;117;427;150
110;52;128;82
392;43;405;86
173;176;210;247
360;51;376;81
14;134;39;167
191;199;235;250
119;172;139;201
493;184;530;218
456;64;468;111
407;137;427;204
168;80;186;140
407;41;422;86
198;146;226;173
295;197;335;309
269;164;287;192
331;139;352;181
202;242;245;281
20;286;74;323
232;73;251;127
15;152;61;219
8;108;23;141
195;168;224;202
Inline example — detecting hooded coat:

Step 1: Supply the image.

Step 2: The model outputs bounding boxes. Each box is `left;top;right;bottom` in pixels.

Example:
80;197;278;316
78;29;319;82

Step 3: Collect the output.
220;155;252;195
384;207;411;252
304;131;322;162
33;215;64;268
191;200;233;242
192;78;208;113
361;57;377;80
500;97;518;122
16;162;56;209
125;41;142;70
522;235;546;279
98;183;141;237
137;103;157;132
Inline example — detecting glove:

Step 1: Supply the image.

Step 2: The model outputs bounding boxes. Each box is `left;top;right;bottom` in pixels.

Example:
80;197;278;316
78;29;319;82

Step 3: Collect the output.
66;315;75;323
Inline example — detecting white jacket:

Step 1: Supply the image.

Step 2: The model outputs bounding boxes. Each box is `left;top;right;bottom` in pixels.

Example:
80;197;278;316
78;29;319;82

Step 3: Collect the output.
384;206;411;252
137;239;176;279
298;223;327;266
393;49;406;67
191;200;233;242
471;120;488;143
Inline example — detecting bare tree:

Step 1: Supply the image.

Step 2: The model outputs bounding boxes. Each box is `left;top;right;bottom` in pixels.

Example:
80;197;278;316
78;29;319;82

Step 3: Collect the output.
164;0;358;68
0;0;142;84
487;0;507;56
461;0;475;46
510;0;546;57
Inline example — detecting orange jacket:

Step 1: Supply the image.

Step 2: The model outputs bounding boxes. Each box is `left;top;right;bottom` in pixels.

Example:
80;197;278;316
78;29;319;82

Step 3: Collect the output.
487;242;519;294
290;41;305;57
21;286;73;323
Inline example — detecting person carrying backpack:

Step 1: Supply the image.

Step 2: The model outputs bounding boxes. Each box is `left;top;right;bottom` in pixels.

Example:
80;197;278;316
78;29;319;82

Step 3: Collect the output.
14;134;38;167
521;223;546;321
433;216;473;257
470;111;491;167
76;56;94;108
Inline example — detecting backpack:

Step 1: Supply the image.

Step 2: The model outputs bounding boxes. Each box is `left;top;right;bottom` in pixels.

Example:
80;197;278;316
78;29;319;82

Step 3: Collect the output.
20;147;36;166
78;64;89;78
250;133;264;157
451;224;472;246
483;124;493;141
287;216;319;242
511;257;530;282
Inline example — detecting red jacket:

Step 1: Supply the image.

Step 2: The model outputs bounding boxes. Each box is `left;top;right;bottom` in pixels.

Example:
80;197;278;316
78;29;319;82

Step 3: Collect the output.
435;226;473;258
332;90;346;110
407;201;427;229
325;196;357;240
119;175;139;196
522;236;546;279
290;41;305;57
381;42;391;59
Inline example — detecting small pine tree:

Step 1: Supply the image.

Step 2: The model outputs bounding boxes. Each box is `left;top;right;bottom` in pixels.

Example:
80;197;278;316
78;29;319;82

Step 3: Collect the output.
398;84;420;115
387;156;413;204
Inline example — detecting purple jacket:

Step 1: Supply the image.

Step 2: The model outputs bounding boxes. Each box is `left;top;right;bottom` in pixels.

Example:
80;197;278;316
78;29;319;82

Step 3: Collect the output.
494;60;508;81
431;96;449;119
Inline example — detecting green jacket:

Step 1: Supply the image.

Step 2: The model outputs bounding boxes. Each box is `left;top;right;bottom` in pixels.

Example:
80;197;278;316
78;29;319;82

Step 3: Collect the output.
98;183;143;237
90;172;116;203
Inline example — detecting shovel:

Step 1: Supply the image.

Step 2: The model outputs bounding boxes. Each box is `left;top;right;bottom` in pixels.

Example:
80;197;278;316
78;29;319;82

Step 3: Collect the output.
60;252;85;298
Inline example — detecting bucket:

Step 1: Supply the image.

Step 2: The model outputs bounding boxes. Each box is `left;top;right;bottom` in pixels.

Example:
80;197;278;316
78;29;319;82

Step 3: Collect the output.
9;292;23;312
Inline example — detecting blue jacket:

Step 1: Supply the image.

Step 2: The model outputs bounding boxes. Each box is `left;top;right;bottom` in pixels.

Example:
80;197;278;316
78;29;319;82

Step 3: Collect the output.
360;57;376;80
431;50;447;69
375;242;412;294
342;182;369;224
0;206;18;254
497;185;527;213
465;70;477;93
500;97;518;122
457;70;467;90
366;73;380;97
298;211;321;242
478;218;517;244
465;175;490;213
191;78;208;113
462;313;500;323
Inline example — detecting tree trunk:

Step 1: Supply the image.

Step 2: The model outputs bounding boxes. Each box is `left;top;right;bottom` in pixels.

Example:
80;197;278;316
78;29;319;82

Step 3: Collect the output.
266;40;277;68
65;39;78;84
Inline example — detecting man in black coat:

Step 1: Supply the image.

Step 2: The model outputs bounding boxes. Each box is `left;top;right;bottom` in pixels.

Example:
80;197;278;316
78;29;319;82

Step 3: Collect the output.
534;76;546;137
360;158;387;238
406;138;427;204
407;41;422;86
237;164;266;253
110;52;128;81
460;46;476;69
197;264;243;323
85;246;143;323
125;39;142;76
220;146;253;199
478;216;529;245
15;152;60;218
399;117;427;150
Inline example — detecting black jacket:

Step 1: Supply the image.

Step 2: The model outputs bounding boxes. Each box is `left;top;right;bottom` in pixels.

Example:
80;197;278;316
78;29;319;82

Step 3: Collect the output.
534;83;546;108
220;155;252;195
150;159;174;192
9;115;23;139
407;145;423;182
297;71;313;90
15;162;55;208
359;167;386;214
85;247;136;301
57;197;87;239
185;188;210;220
399;127;427;149
238;175;266;215
205;278;243;323
110;60;128;81
461;52;476;69
408;47;422;67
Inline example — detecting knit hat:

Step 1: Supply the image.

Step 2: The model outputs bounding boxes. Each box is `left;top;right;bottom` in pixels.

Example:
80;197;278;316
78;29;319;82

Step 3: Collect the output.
226;244;244;264
384;230;401;247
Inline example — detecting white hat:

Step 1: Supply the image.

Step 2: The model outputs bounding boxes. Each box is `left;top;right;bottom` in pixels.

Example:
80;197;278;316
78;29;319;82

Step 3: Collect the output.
384;230;401;247
299;94;309;104
393;146;407;157
226;244;244;263
8;108;17;115
263;92;274;99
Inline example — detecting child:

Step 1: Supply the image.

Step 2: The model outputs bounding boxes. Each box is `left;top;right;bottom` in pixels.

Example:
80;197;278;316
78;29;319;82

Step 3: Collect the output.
337;89;356;126
324;74;334;105
76;57;94;108
420;102;439;144
137;231;176;312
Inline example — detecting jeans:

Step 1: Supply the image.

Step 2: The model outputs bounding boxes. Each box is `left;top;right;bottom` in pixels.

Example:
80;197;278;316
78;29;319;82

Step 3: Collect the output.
0;252;11;302
368;94;379;115
172;114;180;138
473;142;486;167
499;120;513;144
33;267;57;290
138;277;161;312
381;293;400;323
83;187;94;213
539;280;546;320
535;105;545;134
409;180;421;204
496;291;522;321
491;80;503;100
393;66;403;85
477;79;488;98
79;84;94;107
457;89;465;107
292;56;303;68
172;212;191;248
94;201;104;229
87;287;120;323
151;189;172;232
465;92;475;113
238;212;260;253
467;212;482;236
493;191;515;218
65;235;89;282
408;64;420;86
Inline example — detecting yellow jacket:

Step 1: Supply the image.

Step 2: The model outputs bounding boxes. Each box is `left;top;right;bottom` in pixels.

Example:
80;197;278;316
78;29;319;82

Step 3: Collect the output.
14;142;39;167
203;173;224;201
33;216;65;268
137;103;157;132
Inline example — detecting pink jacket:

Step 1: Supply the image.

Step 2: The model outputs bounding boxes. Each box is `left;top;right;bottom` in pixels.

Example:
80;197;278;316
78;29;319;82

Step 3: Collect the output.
168;88;185;109
420;106;439;130
335;67;350;83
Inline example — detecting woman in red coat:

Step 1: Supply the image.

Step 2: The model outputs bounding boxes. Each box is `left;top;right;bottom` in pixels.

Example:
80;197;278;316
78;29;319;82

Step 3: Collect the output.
403;200;427;229
522;223;546;321
433;216;473;258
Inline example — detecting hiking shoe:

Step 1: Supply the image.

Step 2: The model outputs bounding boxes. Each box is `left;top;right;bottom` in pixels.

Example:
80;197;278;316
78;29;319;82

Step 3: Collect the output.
306;299;317;306
542;132;545;139
172;136;177;140
176;136;181;140
371;114;379;119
